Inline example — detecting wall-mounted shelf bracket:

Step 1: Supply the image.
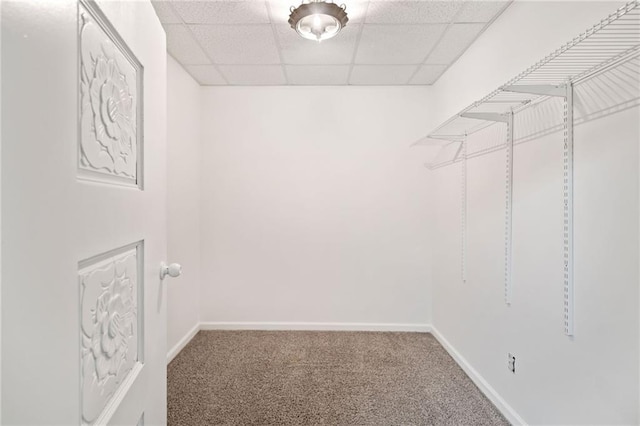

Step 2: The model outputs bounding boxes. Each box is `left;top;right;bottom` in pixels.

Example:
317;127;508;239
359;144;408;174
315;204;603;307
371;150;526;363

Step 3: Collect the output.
452;141;465;163
502;84;568;97
461;110;515;305
461;136;467;284
563;82;574;337
428;135;466;142
459;112;511;123
504;111;514;306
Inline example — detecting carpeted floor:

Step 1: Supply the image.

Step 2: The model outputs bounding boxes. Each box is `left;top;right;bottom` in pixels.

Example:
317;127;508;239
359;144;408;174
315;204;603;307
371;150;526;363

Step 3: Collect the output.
168;331;509;425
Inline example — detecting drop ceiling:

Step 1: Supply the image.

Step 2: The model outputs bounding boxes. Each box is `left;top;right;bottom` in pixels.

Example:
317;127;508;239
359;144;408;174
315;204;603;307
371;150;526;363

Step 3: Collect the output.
152;0;511;86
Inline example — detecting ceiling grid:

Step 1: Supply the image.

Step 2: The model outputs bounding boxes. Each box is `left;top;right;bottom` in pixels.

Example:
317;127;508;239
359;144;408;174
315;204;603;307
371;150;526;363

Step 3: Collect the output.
153;0;512;85
265;1;291;84
346;1;370;85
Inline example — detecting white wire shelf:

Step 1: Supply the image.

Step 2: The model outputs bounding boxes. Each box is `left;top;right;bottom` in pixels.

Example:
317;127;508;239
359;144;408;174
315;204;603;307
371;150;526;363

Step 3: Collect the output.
417;0;640;338
415;0;640;170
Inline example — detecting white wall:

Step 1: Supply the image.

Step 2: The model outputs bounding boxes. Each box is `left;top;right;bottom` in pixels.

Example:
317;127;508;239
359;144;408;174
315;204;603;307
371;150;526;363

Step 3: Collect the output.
429;1;639;424
166;56;201;354
199;86;433;327
168;1;639;422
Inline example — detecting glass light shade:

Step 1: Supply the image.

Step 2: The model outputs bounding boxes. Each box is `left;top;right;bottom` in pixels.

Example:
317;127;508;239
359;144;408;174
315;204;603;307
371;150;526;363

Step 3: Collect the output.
296;13;341;41
289;2;348;42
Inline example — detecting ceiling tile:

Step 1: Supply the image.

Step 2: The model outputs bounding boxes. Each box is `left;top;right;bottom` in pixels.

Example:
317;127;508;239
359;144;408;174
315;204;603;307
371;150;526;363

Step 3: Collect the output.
455;1;510;23
185;65;227;85
355;24;446;64
425;23;484;64
190;25;281;64
158;0;511;85
286;65;351;85
349;65;418;85
268;0;369;25
172;1;270;24
276;24;360;65
409;64;447;84
164;24;211;65
151;1;182;24
365;1;463;24
219;65;287;85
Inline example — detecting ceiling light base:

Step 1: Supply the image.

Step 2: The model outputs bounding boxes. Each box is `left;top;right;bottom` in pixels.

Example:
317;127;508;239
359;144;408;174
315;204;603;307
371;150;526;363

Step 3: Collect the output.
288;1;348;42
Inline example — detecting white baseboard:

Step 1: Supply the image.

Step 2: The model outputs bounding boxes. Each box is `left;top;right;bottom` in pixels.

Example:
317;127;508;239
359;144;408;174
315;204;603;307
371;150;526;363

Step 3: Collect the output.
429;326;527;426
199;321;432;332
166;322;200;364
166;322;430;364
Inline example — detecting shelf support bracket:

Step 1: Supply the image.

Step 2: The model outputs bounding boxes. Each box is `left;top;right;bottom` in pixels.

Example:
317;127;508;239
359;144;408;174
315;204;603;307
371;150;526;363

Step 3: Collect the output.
461;136;467;284
428;134;466;142
458;111;514;302
563;82;574;337
452;139;465;163
504;111;514;306
460;112;511;123
502;84;567;98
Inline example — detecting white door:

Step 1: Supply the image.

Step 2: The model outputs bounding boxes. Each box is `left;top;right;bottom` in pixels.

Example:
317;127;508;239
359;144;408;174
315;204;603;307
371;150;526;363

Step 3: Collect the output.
2;0;168;424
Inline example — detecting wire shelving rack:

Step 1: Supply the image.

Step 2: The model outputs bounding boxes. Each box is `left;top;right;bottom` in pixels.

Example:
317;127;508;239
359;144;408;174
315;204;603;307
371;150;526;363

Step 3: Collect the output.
415;0;640;338
416;0;640;167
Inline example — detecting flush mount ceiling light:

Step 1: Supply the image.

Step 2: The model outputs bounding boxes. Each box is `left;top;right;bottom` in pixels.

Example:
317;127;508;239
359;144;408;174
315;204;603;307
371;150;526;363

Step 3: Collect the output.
288;0;348;42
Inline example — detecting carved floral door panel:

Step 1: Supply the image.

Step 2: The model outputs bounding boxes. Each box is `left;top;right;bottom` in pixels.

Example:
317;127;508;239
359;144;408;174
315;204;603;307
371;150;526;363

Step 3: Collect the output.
2;0;167;424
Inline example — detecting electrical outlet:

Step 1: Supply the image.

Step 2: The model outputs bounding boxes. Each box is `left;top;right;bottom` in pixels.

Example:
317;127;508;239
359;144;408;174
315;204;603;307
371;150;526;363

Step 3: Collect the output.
508;353;516;373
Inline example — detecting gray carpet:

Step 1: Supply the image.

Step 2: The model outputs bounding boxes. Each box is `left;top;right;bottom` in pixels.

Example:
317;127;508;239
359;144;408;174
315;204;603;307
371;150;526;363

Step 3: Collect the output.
168;331;509;425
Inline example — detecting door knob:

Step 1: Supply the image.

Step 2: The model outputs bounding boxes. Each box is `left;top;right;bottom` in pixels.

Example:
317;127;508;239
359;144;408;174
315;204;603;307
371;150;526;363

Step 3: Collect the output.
160;262;182;279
